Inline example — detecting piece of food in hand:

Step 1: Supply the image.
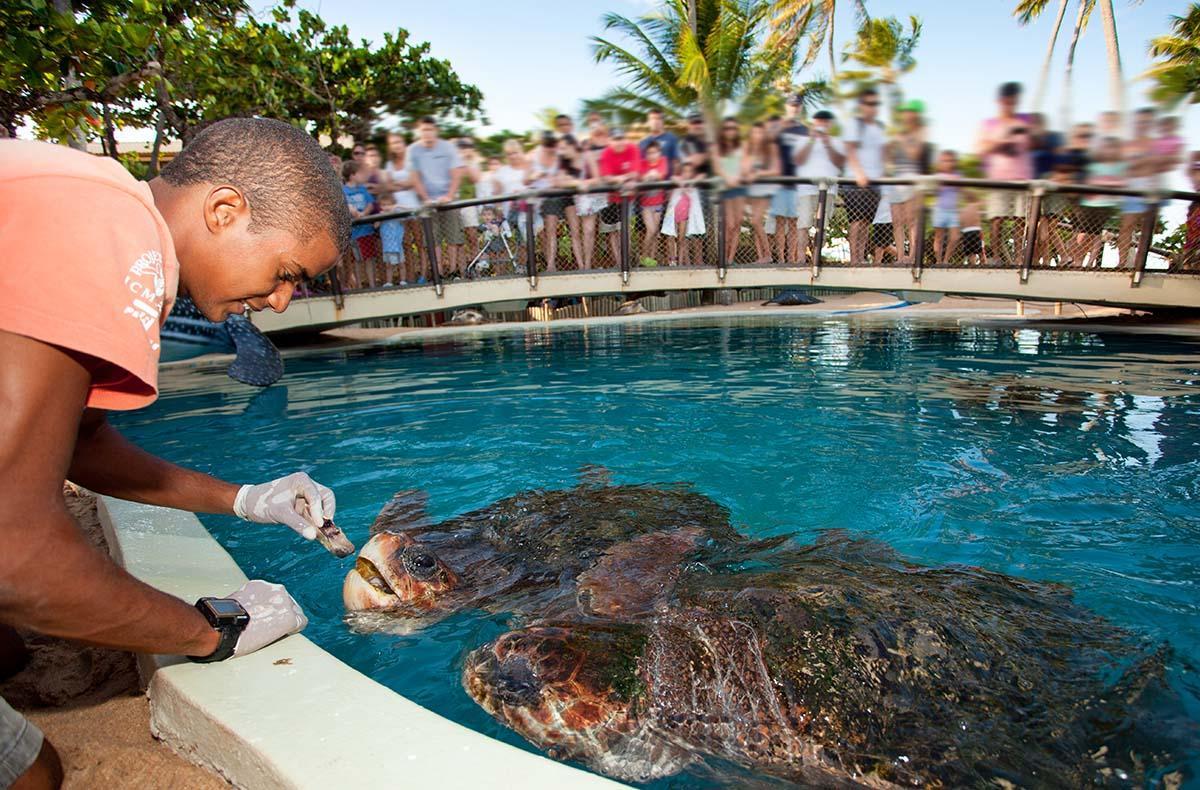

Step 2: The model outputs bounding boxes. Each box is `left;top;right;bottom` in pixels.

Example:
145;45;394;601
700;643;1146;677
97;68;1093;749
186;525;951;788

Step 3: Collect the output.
316;519;355;558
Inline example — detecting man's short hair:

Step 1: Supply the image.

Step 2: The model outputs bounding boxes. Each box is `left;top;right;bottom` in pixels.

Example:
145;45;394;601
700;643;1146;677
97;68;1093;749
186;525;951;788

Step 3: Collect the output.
161;117;351;252
418;116;437;126
554;114;572;124
999;81;1022;98
1135;106;1156;116
647;109;662;117
858;87;879;101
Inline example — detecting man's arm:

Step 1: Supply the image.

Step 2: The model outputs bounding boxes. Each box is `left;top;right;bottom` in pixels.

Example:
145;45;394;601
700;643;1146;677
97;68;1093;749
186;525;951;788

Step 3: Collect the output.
408;158;430;202
441;165;465;204
71;409;238;515
0;330;219;656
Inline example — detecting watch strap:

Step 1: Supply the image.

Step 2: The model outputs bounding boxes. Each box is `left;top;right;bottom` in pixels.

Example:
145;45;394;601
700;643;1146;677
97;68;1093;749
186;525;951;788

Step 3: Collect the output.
189;598;244;663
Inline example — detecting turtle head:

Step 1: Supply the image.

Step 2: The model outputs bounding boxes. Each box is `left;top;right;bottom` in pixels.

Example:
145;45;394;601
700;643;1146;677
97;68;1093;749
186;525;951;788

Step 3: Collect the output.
463;624;649;764
342;530;459;612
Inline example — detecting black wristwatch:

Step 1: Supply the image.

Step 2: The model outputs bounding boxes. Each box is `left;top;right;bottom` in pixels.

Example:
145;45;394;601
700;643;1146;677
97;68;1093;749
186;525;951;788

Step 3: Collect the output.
188;597;250;663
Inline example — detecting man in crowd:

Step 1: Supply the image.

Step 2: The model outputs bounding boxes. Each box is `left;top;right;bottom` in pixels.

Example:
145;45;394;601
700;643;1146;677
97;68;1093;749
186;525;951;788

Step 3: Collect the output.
407;116;467;278
794;109;844;265
598;127;642;268
638;109;679;175
554;113;577;144
976;81;1033;265
843;87;887;264
771;94;811;263
0;118;351;788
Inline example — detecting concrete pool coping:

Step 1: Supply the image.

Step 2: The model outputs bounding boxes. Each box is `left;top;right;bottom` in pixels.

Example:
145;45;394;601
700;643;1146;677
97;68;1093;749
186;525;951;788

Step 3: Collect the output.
96;495;621;788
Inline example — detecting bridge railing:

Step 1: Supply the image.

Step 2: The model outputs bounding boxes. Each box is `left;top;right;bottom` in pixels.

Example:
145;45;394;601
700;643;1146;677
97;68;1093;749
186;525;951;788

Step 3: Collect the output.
300;175;1200;305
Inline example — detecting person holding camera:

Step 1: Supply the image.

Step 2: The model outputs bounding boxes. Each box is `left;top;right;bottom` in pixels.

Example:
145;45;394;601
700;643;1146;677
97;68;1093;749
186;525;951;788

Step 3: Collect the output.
976;82;1034;265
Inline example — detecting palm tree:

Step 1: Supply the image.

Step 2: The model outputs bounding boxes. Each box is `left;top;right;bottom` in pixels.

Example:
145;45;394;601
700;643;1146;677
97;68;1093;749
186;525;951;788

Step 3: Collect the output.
1096;0;1124;119
1014;0;1070;112
765;0;869;108
586;0;790;141
837;15;922;120
1144;4;1200;107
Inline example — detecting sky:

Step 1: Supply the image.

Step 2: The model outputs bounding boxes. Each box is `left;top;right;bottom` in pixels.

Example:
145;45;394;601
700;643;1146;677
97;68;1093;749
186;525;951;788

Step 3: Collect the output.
295;0;1194;154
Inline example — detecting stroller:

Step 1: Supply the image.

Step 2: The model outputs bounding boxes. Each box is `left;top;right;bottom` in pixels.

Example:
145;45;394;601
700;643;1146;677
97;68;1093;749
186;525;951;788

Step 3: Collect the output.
466;205;519;279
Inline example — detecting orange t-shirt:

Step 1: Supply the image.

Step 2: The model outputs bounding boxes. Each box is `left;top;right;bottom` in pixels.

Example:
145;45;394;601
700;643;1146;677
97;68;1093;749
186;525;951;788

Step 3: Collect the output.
0;140;179;410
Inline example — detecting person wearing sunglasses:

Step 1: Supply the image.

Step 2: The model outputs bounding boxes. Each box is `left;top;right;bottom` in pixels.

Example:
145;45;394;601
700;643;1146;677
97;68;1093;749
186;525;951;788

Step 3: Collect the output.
843;87;887;264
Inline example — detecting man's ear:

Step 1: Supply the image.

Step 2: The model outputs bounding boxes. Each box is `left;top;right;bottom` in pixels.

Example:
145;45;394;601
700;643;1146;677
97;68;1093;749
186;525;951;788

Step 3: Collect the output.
204;185;249;234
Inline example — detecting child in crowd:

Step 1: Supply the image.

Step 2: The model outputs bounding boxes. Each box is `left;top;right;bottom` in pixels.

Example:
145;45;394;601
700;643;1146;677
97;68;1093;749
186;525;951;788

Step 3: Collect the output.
663;162;705;265
958;191;984;265
342;159;379;288
638;141;669;266
1038;156;1082;266
932;150;960;264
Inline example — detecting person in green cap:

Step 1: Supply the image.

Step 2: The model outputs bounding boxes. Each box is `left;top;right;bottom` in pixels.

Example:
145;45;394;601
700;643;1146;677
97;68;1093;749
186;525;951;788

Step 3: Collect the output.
886;99;934;264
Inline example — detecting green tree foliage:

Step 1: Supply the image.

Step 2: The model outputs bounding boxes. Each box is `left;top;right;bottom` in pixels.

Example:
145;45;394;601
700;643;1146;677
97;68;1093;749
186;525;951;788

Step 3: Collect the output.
1145;4;1200;108
2;0;483;171
838;15;922;120
585;0;796;136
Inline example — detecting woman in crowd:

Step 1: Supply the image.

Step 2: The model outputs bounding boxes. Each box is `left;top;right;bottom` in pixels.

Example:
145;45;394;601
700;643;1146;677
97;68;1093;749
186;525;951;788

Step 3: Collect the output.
717;117;746;264
742;121;780;264
1073;136;1126;267
528;132;566;272
494;139;531;262
381;133;423;285
556;135;585;269
574;126;610;270
887;101;932;265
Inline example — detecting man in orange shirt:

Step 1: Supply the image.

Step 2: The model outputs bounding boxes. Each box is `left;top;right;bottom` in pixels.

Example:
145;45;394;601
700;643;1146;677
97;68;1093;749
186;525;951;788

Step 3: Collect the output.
0;118;351;788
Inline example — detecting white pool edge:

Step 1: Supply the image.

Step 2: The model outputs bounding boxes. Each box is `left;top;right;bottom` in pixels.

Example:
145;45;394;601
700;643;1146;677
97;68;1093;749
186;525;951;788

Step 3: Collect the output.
96;495;621;789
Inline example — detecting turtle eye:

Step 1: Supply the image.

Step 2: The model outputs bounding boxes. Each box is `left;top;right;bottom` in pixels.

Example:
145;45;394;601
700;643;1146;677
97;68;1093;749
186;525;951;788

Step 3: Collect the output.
403;549;440;580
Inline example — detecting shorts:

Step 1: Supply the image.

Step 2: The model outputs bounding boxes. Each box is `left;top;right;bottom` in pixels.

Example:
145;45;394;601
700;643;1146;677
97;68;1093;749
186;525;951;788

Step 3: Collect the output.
889;185;916;204
843;186;882;223
541;197;570;218
770;188;798;218
432;209;465;246
575;193;607;217
985;190;1029;219
797;193;836;229
599;202;623;225
460;204;480;227
747;183;778;199
869;222;893;250
721;187;748;200
1122;196;1147;215
961;229;983;255
932;207;959;229
0;695;43;787
352;233;379;262
380;219;405;260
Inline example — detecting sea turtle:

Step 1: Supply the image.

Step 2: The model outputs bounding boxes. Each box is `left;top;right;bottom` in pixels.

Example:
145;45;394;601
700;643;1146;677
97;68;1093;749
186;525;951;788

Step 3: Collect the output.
342;468;744;632
465;531;1186;786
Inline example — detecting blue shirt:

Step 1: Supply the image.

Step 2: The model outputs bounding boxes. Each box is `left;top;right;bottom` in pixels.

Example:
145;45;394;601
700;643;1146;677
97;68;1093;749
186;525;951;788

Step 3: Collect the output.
639;132;680;175
343;184;376;240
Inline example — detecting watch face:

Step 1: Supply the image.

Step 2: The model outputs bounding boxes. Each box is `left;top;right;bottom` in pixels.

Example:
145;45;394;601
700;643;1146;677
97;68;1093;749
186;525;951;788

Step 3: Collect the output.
204;598;248;619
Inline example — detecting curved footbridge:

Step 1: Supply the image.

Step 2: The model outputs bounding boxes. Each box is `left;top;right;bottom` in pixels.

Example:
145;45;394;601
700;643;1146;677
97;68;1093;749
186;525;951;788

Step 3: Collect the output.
251;265;1200;335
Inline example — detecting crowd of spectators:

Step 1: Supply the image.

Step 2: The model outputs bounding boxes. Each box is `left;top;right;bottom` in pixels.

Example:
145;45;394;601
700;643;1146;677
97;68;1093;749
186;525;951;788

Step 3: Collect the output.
330;81;1194;287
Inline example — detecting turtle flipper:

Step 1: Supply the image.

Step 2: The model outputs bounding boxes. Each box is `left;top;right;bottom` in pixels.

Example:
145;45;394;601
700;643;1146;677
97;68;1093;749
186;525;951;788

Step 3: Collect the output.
576;528;703;618
369;489;432;535
576;464;613;488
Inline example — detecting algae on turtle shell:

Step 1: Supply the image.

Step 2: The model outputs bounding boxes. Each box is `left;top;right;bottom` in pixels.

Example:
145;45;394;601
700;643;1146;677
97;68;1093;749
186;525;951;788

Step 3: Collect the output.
466;531;1194;787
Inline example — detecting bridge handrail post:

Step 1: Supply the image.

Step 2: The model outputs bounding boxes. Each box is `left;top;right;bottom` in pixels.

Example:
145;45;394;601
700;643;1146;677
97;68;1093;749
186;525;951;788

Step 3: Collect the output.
910;176;933;282
1131;192;1161;287
811;180;829;279
329;253;345;310
420;207;443;297
716;184;728;281
619;194;632;284
525;207;538;289
1019;180;1046;283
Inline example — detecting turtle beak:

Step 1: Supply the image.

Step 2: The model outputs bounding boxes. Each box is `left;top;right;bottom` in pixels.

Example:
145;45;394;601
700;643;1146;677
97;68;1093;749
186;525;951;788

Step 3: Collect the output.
342;531;414;611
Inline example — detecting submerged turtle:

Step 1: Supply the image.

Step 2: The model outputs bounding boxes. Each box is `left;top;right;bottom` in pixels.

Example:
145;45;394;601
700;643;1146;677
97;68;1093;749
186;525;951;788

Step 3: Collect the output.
343;468;744;631
465;531;1188;786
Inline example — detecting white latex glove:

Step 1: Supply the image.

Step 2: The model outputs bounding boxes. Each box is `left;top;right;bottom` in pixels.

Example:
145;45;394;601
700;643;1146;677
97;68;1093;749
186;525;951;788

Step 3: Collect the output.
226;580;308;657
234;472;335;541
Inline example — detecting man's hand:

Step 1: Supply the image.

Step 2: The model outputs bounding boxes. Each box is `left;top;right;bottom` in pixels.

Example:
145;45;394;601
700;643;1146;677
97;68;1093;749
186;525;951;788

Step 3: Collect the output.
234;472;336;540
226;580;308;657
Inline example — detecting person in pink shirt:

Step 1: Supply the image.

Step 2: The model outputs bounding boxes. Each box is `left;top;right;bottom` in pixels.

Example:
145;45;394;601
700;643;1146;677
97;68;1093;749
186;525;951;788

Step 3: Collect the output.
597;128;642;268
976;82;1034;264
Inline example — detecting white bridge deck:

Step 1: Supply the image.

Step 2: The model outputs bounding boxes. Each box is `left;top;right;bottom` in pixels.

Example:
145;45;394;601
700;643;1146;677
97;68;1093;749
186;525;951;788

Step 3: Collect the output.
251;265;1200;334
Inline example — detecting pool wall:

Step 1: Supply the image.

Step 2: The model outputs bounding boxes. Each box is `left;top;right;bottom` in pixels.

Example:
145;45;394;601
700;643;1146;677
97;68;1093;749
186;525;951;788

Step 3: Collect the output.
96;495;620;789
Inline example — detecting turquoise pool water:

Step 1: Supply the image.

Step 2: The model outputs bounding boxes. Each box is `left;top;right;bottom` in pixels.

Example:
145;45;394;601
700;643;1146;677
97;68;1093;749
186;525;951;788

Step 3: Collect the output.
114;316;1200;782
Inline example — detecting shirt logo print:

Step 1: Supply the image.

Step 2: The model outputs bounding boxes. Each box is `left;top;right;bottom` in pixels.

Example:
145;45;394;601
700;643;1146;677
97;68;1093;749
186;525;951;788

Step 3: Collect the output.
122;250;165;352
